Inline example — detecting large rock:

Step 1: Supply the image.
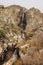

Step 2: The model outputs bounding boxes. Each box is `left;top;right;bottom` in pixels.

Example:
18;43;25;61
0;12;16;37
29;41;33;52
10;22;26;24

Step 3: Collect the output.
0;5;26;26
25;7;43;35
0;5;43;65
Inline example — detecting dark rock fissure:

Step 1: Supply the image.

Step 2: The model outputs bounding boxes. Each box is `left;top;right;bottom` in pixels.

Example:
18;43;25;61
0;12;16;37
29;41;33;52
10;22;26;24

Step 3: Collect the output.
18;13;27;30
0;46;20;65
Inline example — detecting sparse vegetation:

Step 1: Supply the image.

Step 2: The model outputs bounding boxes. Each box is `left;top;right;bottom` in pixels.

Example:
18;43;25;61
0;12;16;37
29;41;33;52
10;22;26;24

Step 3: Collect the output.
0;29;5;38
0;5;43;65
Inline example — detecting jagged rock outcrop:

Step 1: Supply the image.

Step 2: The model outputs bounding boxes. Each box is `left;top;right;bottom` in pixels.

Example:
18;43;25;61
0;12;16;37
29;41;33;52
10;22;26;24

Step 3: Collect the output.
0;5;27;26
25;7;43;34
0;5;43;65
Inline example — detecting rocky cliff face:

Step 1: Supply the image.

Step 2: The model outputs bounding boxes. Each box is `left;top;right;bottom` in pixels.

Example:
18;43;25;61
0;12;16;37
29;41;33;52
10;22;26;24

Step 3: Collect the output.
0;5;43;65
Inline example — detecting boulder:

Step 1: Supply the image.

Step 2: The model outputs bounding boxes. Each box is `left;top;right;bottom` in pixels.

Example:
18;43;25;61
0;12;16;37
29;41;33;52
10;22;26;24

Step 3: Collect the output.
25;7;43;35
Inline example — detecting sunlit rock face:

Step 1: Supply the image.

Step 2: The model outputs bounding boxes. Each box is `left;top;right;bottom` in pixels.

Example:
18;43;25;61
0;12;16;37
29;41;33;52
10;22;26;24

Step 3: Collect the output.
0;5;43;65
25;7;43;34
0;5;26;26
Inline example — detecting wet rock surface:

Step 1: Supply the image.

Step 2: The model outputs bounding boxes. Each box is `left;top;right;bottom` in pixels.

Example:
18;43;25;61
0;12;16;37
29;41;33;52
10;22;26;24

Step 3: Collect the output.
0;5;43;65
